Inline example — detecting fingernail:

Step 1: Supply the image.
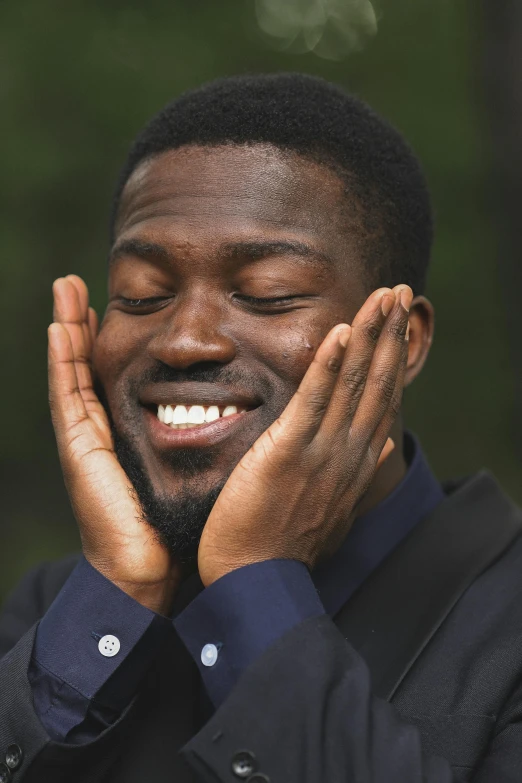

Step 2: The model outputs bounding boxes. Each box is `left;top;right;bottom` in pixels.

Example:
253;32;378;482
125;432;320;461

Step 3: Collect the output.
405;322;411;340
338;326;351;348
381;293;394;317
399;287;413;312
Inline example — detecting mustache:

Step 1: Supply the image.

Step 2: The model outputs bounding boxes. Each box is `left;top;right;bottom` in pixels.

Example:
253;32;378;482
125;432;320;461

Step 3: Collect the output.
132;361;275;403
138;360;250;387
93;359;275;422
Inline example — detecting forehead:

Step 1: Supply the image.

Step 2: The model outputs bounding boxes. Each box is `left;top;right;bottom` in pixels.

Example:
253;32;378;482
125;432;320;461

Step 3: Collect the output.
115;145;359;273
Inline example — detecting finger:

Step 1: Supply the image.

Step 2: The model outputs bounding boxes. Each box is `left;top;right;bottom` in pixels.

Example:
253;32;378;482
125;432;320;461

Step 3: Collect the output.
65;274;89;314
88;307;99;346
349;307;409;501
348;285;411;444
365;313;410;464
53;276;81;322
51;308;108;433
319;287;395;437
264;322;352;447
48;322;88;441
53;279;93;393
376;437;395;470
65;275;92;355
53;278;84;358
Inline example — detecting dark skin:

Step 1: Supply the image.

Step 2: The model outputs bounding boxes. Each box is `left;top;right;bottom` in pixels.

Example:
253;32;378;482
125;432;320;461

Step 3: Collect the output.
48;144;434;613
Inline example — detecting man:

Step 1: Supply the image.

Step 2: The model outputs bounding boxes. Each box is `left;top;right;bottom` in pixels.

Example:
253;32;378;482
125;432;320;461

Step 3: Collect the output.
0;72;521;783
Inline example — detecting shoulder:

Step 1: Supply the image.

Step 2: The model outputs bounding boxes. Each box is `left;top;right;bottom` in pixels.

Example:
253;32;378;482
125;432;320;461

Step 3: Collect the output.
0;553;80;658
473;529;522;609
445;471;522;613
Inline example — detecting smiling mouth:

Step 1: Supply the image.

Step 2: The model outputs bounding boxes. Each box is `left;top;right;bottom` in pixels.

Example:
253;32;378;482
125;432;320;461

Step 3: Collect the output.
155;403;250;430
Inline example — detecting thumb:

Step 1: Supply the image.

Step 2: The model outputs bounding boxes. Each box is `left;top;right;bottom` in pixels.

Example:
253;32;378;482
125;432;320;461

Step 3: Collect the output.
376;437;395;469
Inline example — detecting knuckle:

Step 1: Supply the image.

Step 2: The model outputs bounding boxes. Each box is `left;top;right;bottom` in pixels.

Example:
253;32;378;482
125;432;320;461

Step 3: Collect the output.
342;461;359;487
389;389;403;418
388;320;408;340
326;355;343;374
306;390;330;416
364;322;382;343
340;365;367;395
374;372;396;402
347;426;366;454
294;387;330;420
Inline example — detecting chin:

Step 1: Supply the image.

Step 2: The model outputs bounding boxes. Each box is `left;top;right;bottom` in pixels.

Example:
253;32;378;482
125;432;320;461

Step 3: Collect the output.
111;426;231;559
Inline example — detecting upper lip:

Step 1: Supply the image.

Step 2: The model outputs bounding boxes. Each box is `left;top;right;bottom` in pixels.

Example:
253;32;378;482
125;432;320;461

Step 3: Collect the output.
140;383;261;410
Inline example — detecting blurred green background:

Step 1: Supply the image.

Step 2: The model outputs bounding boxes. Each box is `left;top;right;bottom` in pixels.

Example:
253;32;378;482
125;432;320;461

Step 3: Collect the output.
2;0;520;599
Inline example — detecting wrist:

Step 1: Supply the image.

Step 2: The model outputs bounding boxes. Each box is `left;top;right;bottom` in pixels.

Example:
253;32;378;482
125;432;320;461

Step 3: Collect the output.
111;578;179;615
198;546;314;588
84;555;180;615
199;558;250;588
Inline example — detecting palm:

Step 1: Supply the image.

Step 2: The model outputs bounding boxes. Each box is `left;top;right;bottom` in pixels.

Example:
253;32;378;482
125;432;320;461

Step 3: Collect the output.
199;419;298;576
49;276;176;610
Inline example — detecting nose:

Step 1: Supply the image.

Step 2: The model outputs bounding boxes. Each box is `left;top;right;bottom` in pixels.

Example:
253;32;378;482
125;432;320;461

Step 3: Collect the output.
147;290;236;369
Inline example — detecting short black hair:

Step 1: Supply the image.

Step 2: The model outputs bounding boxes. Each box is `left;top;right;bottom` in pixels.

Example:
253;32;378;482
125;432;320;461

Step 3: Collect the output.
112;73;433;294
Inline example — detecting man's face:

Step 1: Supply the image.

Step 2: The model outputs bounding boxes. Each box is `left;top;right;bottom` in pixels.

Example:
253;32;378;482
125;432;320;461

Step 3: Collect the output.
93;144;369;556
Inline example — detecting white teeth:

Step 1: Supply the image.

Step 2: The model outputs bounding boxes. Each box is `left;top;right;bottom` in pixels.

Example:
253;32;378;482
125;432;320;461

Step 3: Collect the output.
205;405;220;422
187;405;205;424
172;404;188;424
157;403;247;426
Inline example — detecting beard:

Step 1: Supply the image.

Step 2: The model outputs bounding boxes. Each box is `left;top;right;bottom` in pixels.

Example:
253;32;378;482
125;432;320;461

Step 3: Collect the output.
111;426;228;563
94;359;280;564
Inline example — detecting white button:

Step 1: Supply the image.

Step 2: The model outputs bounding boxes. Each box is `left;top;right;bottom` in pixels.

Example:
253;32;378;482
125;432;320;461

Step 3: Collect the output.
98;634;120;657
201;643;219;667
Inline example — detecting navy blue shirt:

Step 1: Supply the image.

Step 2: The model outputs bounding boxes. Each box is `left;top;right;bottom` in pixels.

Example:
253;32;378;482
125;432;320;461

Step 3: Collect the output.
29;433;444;742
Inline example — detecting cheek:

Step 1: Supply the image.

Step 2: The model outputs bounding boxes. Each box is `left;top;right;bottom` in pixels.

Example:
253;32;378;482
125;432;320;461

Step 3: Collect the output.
261;315;339;387
92;315;144;391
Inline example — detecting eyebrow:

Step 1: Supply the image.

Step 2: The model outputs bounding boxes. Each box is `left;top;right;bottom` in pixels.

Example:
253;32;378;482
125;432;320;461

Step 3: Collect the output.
109;239;171;266
220;240;333;268
109;237;333;269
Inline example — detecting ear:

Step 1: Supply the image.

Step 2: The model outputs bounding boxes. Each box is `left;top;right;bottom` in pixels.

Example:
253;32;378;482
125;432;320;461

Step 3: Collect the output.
404;296;434;387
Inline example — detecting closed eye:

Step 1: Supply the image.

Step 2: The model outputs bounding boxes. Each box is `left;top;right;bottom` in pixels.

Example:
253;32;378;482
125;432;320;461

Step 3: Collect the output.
235;295;306;305
117;296;172;313
233;294;318;315
235;294;315;307
115;294;314;314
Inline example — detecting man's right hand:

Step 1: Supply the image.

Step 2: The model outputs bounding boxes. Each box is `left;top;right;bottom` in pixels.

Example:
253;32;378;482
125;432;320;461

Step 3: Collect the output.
48;275;181;615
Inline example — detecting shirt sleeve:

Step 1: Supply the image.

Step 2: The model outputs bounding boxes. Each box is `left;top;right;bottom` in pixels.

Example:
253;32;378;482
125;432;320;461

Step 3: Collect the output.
29;556;172;743
173;559;325;708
